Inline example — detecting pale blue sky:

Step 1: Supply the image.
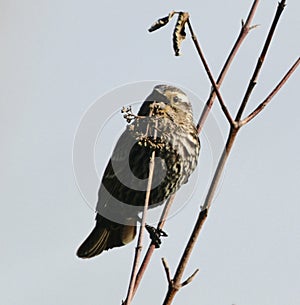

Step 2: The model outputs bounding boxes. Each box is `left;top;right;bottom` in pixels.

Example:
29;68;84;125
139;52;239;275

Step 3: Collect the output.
0;1;299;305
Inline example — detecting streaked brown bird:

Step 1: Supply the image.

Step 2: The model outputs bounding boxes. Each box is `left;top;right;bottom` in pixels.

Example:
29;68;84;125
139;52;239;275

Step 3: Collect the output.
77;84;200;258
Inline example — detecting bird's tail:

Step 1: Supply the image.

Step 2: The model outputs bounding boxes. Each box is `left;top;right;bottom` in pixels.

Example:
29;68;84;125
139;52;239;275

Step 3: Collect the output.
76;215;136;258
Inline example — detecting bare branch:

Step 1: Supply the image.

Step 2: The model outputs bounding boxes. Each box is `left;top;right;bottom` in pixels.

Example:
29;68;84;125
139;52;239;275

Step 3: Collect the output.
162;258;172;284
197;0;260;132
132;195;175;297
162;209;208;305
124;115;158;305
186;19;235;127
249;24;260;31
181;269;199;287
240;57;300;126
235;0;287;122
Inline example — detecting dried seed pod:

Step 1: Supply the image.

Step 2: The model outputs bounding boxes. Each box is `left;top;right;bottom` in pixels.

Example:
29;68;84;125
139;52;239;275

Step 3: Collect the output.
148;11;175;32
173;12;189;56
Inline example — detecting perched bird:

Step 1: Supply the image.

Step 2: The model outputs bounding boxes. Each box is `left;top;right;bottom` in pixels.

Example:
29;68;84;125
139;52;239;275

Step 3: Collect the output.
77;84;200;258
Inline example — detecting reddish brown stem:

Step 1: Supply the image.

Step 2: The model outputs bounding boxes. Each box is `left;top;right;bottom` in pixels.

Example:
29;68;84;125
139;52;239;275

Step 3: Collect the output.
162;208;208;305
186;19;235;127
132;195;175;297
235;0;287;121
241;57;300;125
162;126;239;305
124;118;158;305
197;0;260;132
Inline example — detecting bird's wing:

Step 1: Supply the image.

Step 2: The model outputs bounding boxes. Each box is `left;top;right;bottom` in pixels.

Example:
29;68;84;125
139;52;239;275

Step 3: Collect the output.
95;127;147;221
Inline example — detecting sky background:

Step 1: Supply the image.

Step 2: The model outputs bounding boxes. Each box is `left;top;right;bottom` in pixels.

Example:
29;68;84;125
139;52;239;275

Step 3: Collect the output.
0;1;299;305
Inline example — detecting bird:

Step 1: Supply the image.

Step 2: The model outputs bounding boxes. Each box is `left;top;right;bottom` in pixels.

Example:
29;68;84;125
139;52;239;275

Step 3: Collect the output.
76;84;200;258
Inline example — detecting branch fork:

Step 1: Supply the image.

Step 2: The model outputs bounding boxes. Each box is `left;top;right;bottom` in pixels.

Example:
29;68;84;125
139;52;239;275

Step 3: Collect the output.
162;258;199;291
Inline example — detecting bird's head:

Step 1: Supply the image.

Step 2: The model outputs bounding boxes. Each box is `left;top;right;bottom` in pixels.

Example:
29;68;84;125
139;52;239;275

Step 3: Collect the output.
138;85;194;124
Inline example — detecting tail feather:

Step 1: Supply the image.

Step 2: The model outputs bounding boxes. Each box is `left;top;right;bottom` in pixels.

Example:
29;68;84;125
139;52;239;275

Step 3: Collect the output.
76;225;110;258
76;215;136;259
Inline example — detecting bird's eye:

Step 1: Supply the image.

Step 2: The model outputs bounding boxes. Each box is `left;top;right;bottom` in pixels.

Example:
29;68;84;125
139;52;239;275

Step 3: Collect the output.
173;96;180;103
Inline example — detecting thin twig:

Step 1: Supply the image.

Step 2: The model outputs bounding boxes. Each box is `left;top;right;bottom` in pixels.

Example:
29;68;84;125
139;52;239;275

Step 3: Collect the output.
163;259;199;290
181;269;199;287
124;117;158;305
241;57;300;125
162;208;209;305
132;195;175;297
235;0;287;122
186;19;235;127
162;258;172;284
197;0;260;132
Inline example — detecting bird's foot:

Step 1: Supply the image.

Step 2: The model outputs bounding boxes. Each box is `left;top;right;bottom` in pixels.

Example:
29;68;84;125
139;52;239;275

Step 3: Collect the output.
145;224;168;248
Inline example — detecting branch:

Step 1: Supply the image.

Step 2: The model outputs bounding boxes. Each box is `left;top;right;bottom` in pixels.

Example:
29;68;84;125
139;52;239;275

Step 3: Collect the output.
132;195;175;297
186;19;235;127
162;258;199;296
181;269;199;287
162;209;209;305
240;57;300;126
161;112;240;305
197;0;261;132
235;0;287;122
162;257;172;284
123;116;158;305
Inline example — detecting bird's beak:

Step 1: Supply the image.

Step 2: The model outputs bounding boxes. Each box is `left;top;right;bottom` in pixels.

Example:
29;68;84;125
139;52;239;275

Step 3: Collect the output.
147;88;170;105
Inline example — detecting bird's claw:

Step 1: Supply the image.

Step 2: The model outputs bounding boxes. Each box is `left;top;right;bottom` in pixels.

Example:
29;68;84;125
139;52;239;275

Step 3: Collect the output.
145;224;168;248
